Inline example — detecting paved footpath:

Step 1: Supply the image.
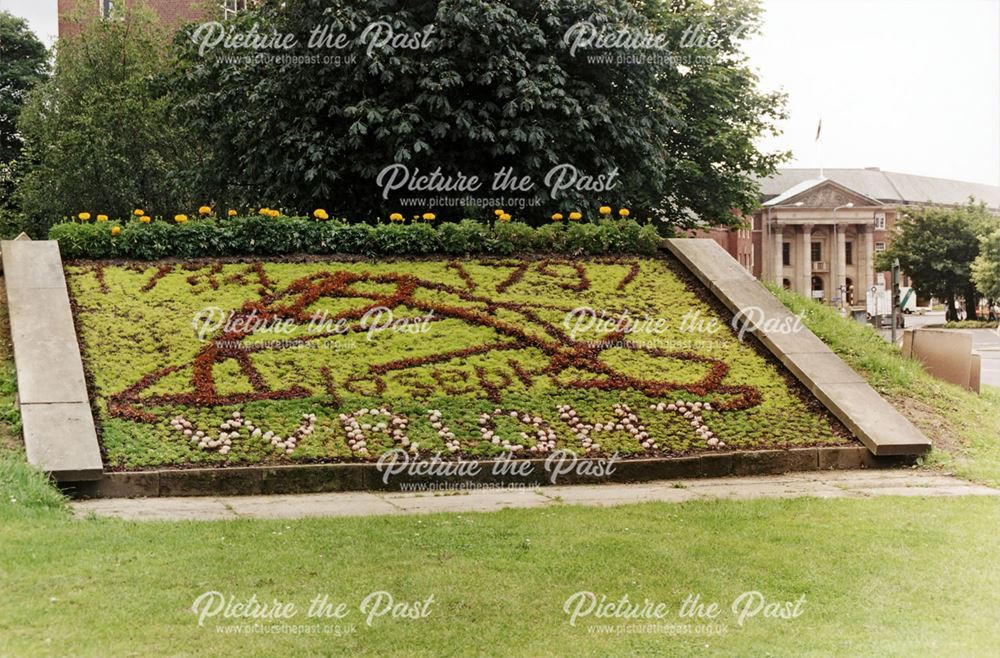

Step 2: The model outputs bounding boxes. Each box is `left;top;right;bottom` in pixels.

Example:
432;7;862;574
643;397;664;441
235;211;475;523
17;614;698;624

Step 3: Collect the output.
71;470;998;521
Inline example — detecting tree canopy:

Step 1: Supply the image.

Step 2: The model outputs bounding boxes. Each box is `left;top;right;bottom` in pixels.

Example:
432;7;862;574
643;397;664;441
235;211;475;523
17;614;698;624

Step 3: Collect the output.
0;10;48;209
877;201;996;320
16;2;192;233
0;11;47;164
973;228;1000;303
172;0;786;225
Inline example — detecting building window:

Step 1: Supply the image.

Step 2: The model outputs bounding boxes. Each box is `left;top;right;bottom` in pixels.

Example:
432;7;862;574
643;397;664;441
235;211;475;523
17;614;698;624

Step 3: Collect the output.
222;0;249;19
875;241;886;253
874;212;886;230
811;242;821;262
782;278;791;290
99;0;113;19
845;242;853;265
782;242;790;267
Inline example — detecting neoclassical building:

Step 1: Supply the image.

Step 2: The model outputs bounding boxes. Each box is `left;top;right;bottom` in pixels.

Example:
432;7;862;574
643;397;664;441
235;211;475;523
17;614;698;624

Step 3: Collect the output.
756;177;895;306
696;168;1000;309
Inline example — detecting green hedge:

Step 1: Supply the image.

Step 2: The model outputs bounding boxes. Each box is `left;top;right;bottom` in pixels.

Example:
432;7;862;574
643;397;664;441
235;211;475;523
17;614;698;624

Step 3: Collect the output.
943;320;999;329
48;216;661;260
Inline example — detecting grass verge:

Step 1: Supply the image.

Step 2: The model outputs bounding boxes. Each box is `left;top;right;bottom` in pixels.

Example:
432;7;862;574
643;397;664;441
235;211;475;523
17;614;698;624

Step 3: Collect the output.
771;286;1000;486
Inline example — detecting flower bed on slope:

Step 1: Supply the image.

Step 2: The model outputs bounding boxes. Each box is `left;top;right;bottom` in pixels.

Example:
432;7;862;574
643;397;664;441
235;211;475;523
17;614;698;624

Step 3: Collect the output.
65;256;852;469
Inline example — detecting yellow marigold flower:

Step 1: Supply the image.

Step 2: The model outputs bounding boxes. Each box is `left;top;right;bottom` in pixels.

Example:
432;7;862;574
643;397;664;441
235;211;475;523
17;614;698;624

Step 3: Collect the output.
227;209;237;217
599;206;612;216
174;214;188;224
569;211;582;221
111;226;121;236
494;209;504;217
133;209;145;217
618;208;630;218
551;213;564;222
422;213;436;221
259;207;270;215
500;213;512;222
96;214;109;222
78;212;91;221
389;213;404;222
139;215;152;224
199;206;212;216
313;209;329;220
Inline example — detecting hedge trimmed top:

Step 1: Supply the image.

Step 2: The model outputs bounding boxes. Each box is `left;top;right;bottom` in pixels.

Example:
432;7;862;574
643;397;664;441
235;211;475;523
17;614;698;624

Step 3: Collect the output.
49;216;660;260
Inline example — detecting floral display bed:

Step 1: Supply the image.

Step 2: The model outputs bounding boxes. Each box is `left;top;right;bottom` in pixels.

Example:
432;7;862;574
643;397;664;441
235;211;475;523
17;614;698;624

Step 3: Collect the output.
65;255;853;471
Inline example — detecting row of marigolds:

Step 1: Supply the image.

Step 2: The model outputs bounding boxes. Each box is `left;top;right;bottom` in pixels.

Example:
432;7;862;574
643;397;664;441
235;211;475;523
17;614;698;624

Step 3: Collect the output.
68;205;634;228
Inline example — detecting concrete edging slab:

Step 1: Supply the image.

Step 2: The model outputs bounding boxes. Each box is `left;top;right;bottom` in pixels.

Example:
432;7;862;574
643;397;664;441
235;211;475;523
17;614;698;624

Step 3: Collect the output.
664;239;932;456
1;239;103;481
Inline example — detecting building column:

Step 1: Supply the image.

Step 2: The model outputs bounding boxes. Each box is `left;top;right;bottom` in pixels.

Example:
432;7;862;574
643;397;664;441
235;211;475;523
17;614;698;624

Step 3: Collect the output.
835;224;847;306
799;224;813;298
861;224;875;294
771;224;784;285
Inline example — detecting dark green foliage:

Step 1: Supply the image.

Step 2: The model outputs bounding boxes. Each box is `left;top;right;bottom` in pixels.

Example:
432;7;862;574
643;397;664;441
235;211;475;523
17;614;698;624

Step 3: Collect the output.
171;0;785;227
49;216;660;259
877;201;997;321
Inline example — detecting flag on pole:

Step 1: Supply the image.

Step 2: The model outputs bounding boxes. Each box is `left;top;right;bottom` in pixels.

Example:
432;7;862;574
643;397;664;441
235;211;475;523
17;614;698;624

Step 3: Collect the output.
815;118;822;142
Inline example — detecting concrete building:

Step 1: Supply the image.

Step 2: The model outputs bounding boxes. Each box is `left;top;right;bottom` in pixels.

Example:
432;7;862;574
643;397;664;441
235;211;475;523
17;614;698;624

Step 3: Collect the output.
754;177;898;305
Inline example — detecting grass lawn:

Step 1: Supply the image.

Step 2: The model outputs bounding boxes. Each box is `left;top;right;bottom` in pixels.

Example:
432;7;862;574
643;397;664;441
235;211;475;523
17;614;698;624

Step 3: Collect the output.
2;278;1000;656
1;483;999;656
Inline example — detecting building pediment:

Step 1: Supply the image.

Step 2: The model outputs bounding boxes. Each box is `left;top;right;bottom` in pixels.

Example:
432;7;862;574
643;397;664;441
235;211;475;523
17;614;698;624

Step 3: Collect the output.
764;178;885;209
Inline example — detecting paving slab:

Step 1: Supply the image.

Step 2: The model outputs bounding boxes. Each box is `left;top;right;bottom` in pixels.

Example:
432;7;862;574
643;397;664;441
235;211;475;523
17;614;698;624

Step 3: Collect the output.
227;492;400;519
73;497;236;521
540;483;701;506
70;471;998;521
10;339;89;404
21;402;102;481
664;239;931;456
0;240;67;289
2;239;103;481
814;382;931;455
5;287;77;344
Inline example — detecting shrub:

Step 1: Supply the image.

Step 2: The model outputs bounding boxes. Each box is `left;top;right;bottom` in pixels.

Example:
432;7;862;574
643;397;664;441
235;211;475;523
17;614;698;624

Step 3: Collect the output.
49;216;660;260
944;320;999;329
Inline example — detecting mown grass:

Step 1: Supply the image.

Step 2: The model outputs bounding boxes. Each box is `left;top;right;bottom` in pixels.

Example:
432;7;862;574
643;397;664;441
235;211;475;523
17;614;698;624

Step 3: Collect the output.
2;497;1000;657
771;285;1000;486
0;282;999;656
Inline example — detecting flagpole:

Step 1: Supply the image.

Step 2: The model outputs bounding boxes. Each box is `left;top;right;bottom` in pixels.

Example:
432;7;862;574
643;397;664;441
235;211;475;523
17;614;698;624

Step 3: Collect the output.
817;118;824;179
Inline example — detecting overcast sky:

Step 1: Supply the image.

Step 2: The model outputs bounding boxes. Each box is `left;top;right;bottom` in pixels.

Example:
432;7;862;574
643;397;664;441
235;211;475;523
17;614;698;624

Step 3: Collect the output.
2;0;999;185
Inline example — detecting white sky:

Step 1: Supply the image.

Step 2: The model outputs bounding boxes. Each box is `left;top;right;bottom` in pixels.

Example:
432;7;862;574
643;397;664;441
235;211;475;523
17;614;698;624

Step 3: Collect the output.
2;0;999;185
745;0;1000;186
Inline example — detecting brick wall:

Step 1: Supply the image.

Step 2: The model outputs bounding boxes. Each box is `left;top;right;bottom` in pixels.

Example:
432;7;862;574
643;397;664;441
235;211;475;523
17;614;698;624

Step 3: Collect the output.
58;0;210;39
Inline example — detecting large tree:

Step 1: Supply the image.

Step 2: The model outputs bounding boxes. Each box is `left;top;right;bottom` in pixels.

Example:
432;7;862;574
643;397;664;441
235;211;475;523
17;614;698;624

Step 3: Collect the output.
877;201;995;321
16;0;192;233
0;11;48;208
171;0;786;225
972;228;1000;306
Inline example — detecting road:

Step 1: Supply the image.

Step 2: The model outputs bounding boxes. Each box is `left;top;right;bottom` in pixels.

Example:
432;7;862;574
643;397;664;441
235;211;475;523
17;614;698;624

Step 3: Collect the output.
970;329;1000;389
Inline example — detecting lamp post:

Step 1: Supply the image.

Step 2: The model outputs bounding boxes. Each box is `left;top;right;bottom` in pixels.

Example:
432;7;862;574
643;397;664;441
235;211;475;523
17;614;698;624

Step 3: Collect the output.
871;285;878;328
